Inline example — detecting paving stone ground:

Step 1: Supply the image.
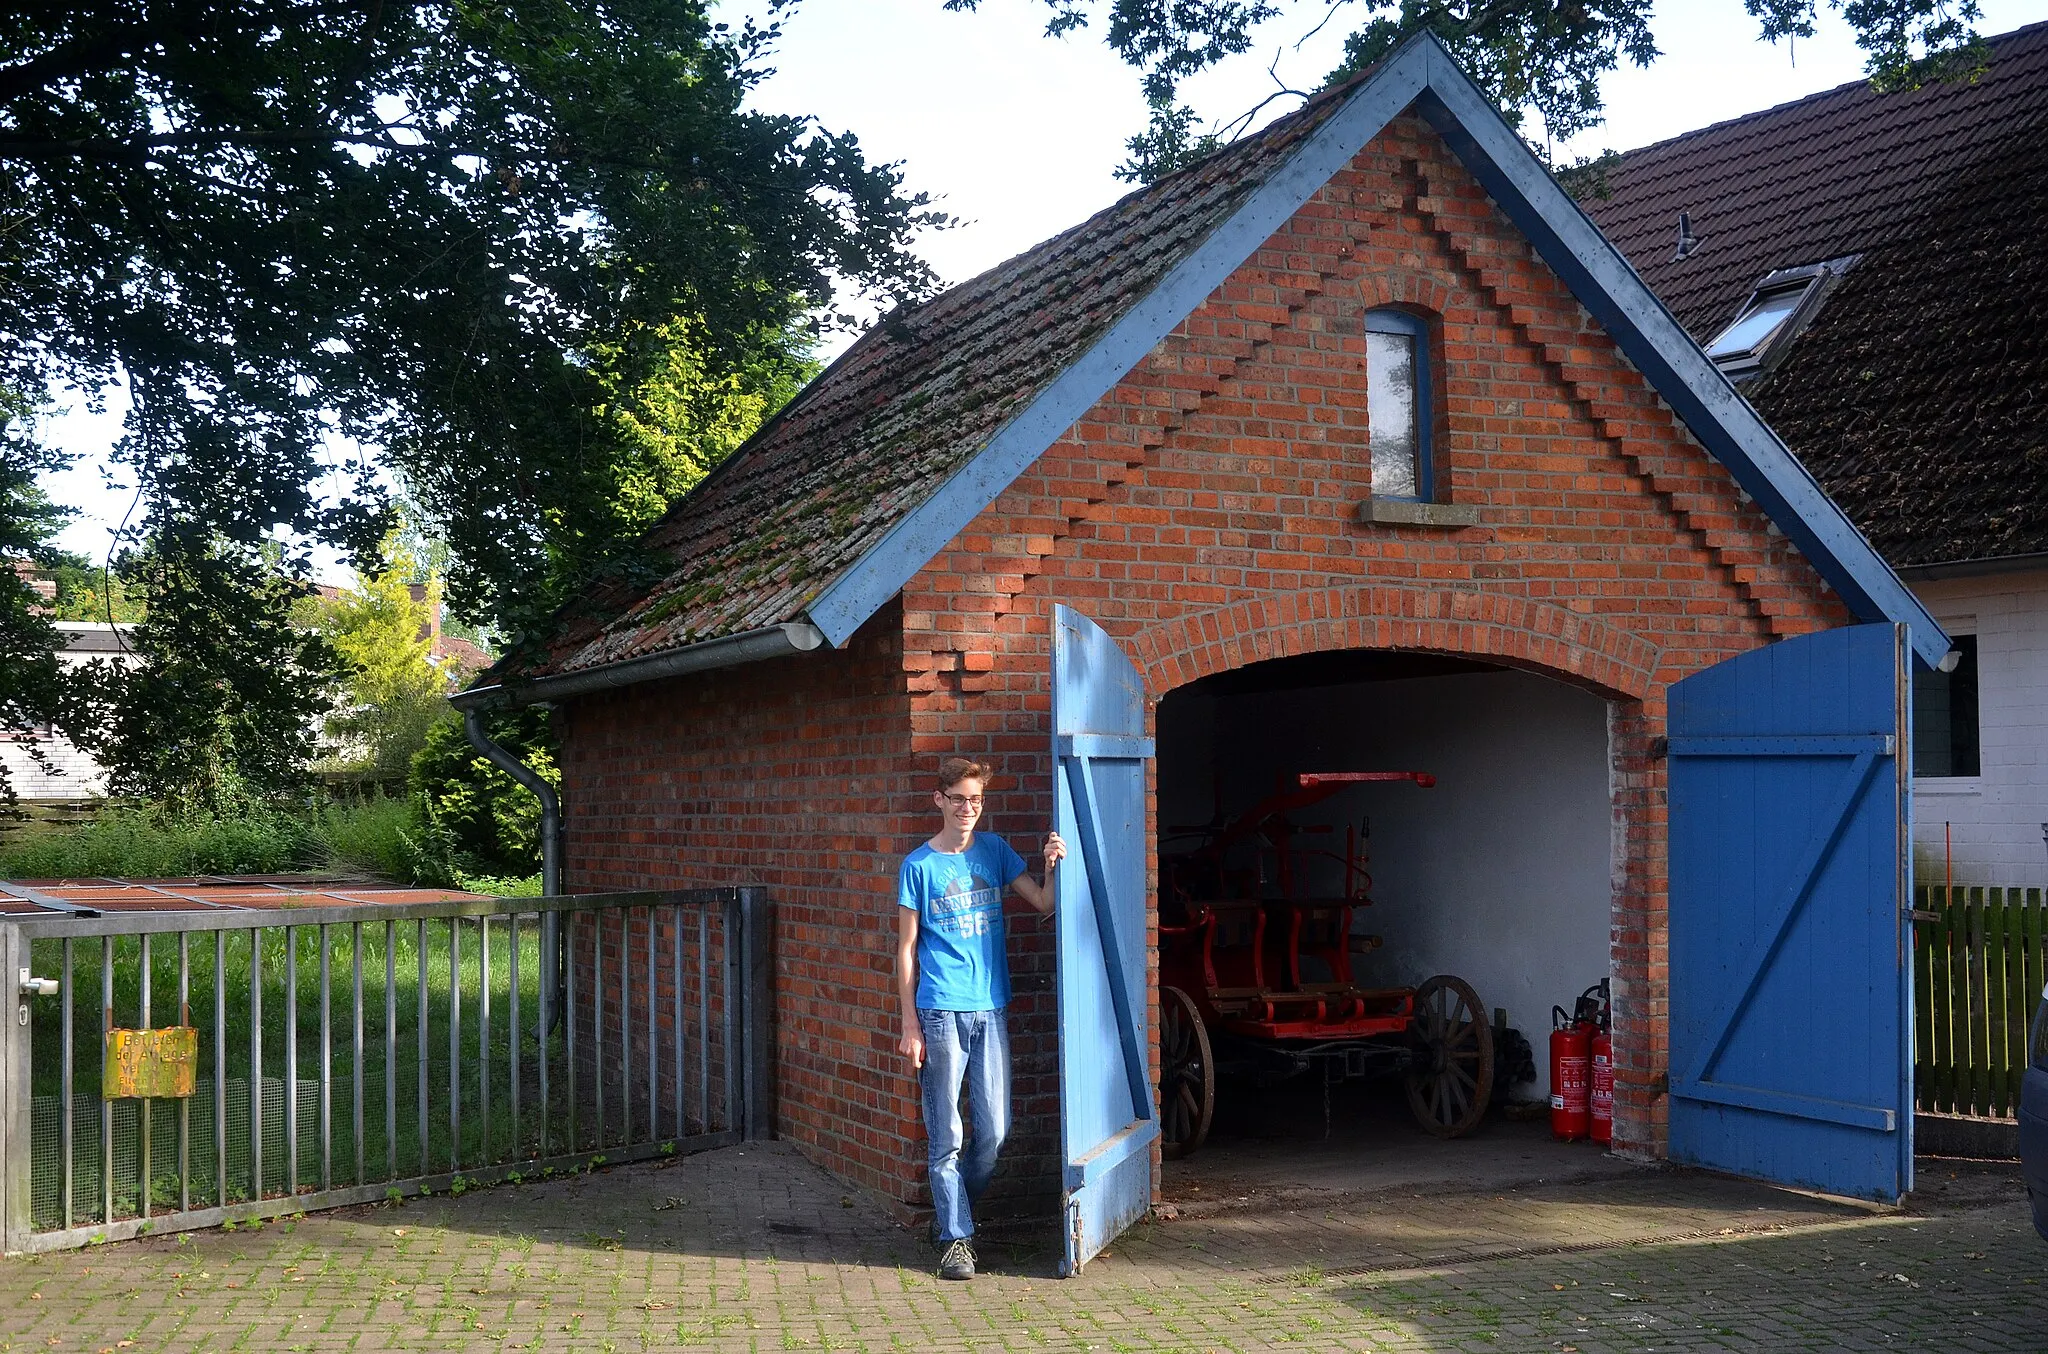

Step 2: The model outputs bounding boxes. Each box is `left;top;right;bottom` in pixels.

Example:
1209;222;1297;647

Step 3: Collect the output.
0;1144;2040;1352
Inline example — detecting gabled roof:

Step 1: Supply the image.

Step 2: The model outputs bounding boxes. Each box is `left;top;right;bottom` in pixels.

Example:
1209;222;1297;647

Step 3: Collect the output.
1582;21;2048;569
472;33;1949;704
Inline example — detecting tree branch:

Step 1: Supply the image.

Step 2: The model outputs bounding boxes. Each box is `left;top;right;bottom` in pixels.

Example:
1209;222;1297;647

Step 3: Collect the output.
0;124;434;161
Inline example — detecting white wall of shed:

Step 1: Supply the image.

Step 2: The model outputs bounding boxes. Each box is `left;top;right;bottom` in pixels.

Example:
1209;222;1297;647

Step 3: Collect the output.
1910;568;2048;887
1158;668;1613;1103
0;645;126;800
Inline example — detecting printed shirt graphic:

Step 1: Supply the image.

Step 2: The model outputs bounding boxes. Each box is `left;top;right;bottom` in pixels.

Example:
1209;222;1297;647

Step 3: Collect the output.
898;833;1028;1011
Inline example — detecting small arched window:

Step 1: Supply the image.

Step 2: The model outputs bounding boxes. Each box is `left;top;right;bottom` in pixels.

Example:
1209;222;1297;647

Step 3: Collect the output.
1363;309;1431;501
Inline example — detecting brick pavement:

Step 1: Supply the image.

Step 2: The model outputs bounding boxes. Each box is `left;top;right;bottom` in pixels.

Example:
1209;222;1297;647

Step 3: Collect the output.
0;1144;2040;1352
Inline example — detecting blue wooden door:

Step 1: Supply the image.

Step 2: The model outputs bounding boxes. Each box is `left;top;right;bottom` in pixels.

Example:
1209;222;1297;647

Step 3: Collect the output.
1051;604;1157;1275
1668;622;1913;1202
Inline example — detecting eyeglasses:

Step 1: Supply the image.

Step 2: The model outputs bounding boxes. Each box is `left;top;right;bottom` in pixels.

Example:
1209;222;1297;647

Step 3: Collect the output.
942;793;985;808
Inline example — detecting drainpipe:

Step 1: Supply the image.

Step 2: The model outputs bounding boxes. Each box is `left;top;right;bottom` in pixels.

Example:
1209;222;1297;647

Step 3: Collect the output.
463;707;564;1033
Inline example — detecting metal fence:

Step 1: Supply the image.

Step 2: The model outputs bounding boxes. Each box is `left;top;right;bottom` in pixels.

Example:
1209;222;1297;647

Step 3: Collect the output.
0;888;771;1254
1913;884;2045;1120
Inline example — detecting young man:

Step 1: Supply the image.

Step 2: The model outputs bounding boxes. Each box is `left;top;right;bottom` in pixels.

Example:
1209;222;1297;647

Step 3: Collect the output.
897;756;1065;1281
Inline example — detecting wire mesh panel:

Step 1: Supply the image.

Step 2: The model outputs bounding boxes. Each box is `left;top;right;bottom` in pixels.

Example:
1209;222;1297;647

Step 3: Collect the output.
0;889;767;1254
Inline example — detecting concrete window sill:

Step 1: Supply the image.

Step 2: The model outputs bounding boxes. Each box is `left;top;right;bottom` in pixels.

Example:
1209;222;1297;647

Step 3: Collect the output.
1355;499;1480;528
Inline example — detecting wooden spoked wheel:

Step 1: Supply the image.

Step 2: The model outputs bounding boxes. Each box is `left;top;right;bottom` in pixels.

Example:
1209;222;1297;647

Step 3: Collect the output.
1403;974;1494;1139
1159;985;1215;1159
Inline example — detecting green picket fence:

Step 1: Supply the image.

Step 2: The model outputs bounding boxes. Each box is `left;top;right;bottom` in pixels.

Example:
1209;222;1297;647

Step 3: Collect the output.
1913;886;2046;1119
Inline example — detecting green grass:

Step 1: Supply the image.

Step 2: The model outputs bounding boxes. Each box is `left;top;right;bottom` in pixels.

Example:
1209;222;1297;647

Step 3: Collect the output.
0;807;314;879
26;912;695;1229
0;797;538;892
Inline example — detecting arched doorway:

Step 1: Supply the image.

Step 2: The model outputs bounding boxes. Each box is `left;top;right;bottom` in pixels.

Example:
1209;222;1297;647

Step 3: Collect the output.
1150;644;1622;1199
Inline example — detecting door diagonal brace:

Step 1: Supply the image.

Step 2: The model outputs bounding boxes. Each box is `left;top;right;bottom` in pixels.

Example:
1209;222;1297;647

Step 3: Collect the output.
1060;753;1154;1125
1679;747;1885;1089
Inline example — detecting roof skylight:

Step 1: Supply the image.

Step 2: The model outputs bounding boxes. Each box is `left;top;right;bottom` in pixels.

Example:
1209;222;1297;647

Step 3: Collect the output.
1706;256;1858;382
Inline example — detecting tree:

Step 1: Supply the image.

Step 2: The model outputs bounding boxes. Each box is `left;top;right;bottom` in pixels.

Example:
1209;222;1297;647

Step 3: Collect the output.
80;545;334;816
948;1;1989;182
3;1;944;795
310;540;451;781
410;706;558;881
0;391;74;804
46;550;146;624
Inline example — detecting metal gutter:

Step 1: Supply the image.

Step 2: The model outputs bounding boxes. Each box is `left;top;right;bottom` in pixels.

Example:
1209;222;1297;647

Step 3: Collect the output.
451;621;827;713
1895;551;2048;582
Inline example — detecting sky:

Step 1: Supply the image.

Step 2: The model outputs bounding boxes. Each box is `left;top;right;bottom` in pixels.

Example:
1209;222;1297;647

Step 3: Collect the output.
35;0;2048;578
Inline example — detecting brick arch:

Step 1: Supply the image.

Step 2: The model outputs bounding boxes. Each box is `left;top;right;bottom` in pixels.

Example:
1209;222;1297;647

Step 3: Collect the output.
1131;584;1661;702
1350;267;1458;316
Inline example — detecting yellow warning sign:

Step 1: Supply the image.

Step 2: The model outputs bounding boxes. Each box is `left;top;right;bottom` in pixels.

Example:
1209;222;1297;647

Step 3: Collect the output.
103;1027;199;1099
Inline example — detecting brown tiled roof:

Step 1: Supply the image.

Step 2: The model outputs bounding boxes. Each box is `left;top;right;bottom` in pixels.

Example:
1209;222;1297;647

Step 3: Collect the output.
518;83;1363;680
1583;21;2048;566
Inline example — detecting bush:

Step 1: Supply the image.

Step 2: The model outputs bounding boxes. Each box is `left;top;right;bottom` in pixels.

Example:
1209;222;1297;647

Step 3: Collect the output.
0;805;312;878
409;708;557;880
308;797;435;882
0;796;448;885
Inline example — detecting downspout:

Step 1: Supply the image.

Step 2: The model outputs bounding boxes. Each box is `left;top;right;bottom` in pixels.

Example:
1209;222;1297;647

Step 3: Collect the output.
463;707;564;1033
462;708;561;897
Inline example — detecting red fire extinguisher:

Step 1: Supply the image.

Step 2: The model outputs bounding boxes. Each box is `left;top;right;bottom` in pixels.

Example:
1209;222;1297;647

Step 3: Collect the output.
1582;981;1613;1145
1550;1006;1590;1141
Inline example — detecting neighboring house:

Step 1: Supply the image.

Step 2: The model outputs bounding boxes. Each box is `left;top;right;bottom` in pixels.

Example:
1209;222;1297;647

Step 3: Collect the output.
0;620;136;800
460;34;1945;1233
1582;20;2048;885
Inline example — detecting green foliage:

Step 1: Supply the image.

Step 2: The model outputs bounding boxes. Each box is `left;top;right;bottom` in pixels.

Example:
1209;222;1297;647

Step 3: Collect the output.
0;797;432;881
309;796;432;882
0;805;311;878
0;390;77;803
974;0;1991;183
3;0;944;787
454;872;546;898
590;315;818;536
310;541;452;780
410;709;559;880
45;551;146;624
1116;93;1224;185
77;546;335;815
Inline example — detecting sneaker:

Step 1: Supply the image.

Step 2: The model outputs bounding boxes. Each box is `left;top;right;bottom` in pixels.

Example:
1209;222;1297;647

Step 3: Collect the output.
936;1238;976;1281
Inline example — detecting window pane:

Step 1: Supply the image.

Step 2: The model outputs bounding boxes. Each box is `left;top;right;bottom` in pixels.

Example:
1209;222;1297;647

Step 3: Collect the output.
1705;287;1804;357
1367;330;1419;499
1911;633;1980;777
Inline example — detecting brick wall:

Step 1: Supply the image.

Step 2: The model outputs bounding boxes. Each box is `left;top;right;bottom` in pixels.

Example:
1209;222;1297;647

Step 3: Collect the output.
558;112;1853;1217
557;606;924;1204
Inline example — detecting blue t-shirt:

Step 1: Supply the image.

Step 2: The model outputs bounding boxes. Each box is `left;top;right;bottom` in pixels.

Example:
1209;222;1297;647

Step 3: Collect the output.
898;833;1029;1011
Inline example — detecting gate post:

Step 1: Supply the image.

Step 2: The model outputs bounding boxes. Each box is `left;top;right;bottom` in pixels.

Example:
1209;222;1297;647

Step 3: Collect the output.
0;923;31;1254
738;889;773;1141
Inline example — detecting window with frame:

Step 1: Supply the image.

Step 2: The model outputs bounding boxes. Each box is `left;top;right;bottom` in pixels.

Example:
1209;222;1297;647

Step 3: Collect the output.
1703;255;1856;382
1912;632;1980;778
1364;309;1431;501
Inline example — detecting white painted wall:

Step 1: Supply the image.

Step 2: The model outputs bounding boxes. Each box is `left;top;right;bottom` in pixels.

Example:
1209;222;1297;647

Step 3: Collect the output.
1910;568;2048;887
1157;668;1612;1101
0;623;132;801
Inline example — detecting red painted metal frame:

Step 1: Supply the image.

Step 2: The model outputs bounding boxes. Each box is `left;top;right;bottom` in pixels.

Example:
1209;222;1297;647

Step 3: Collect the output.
1159;770;1436;1043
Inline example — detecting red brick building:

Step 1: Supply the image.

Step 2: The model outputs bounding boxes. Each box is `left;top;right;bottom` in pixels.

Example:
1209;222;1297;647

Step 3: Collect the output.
458;36;1946;1248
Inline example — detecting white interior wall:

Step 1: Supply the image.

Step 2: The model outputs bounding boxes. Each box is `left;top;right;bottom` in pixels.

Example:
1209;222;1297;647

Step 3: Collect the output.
1158;668;1613;1101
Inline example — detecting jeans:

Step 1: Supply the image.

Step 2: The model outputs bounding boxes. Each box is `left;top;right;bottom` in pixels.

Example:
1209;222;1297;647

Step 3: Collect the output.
918;1006;1010;1244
